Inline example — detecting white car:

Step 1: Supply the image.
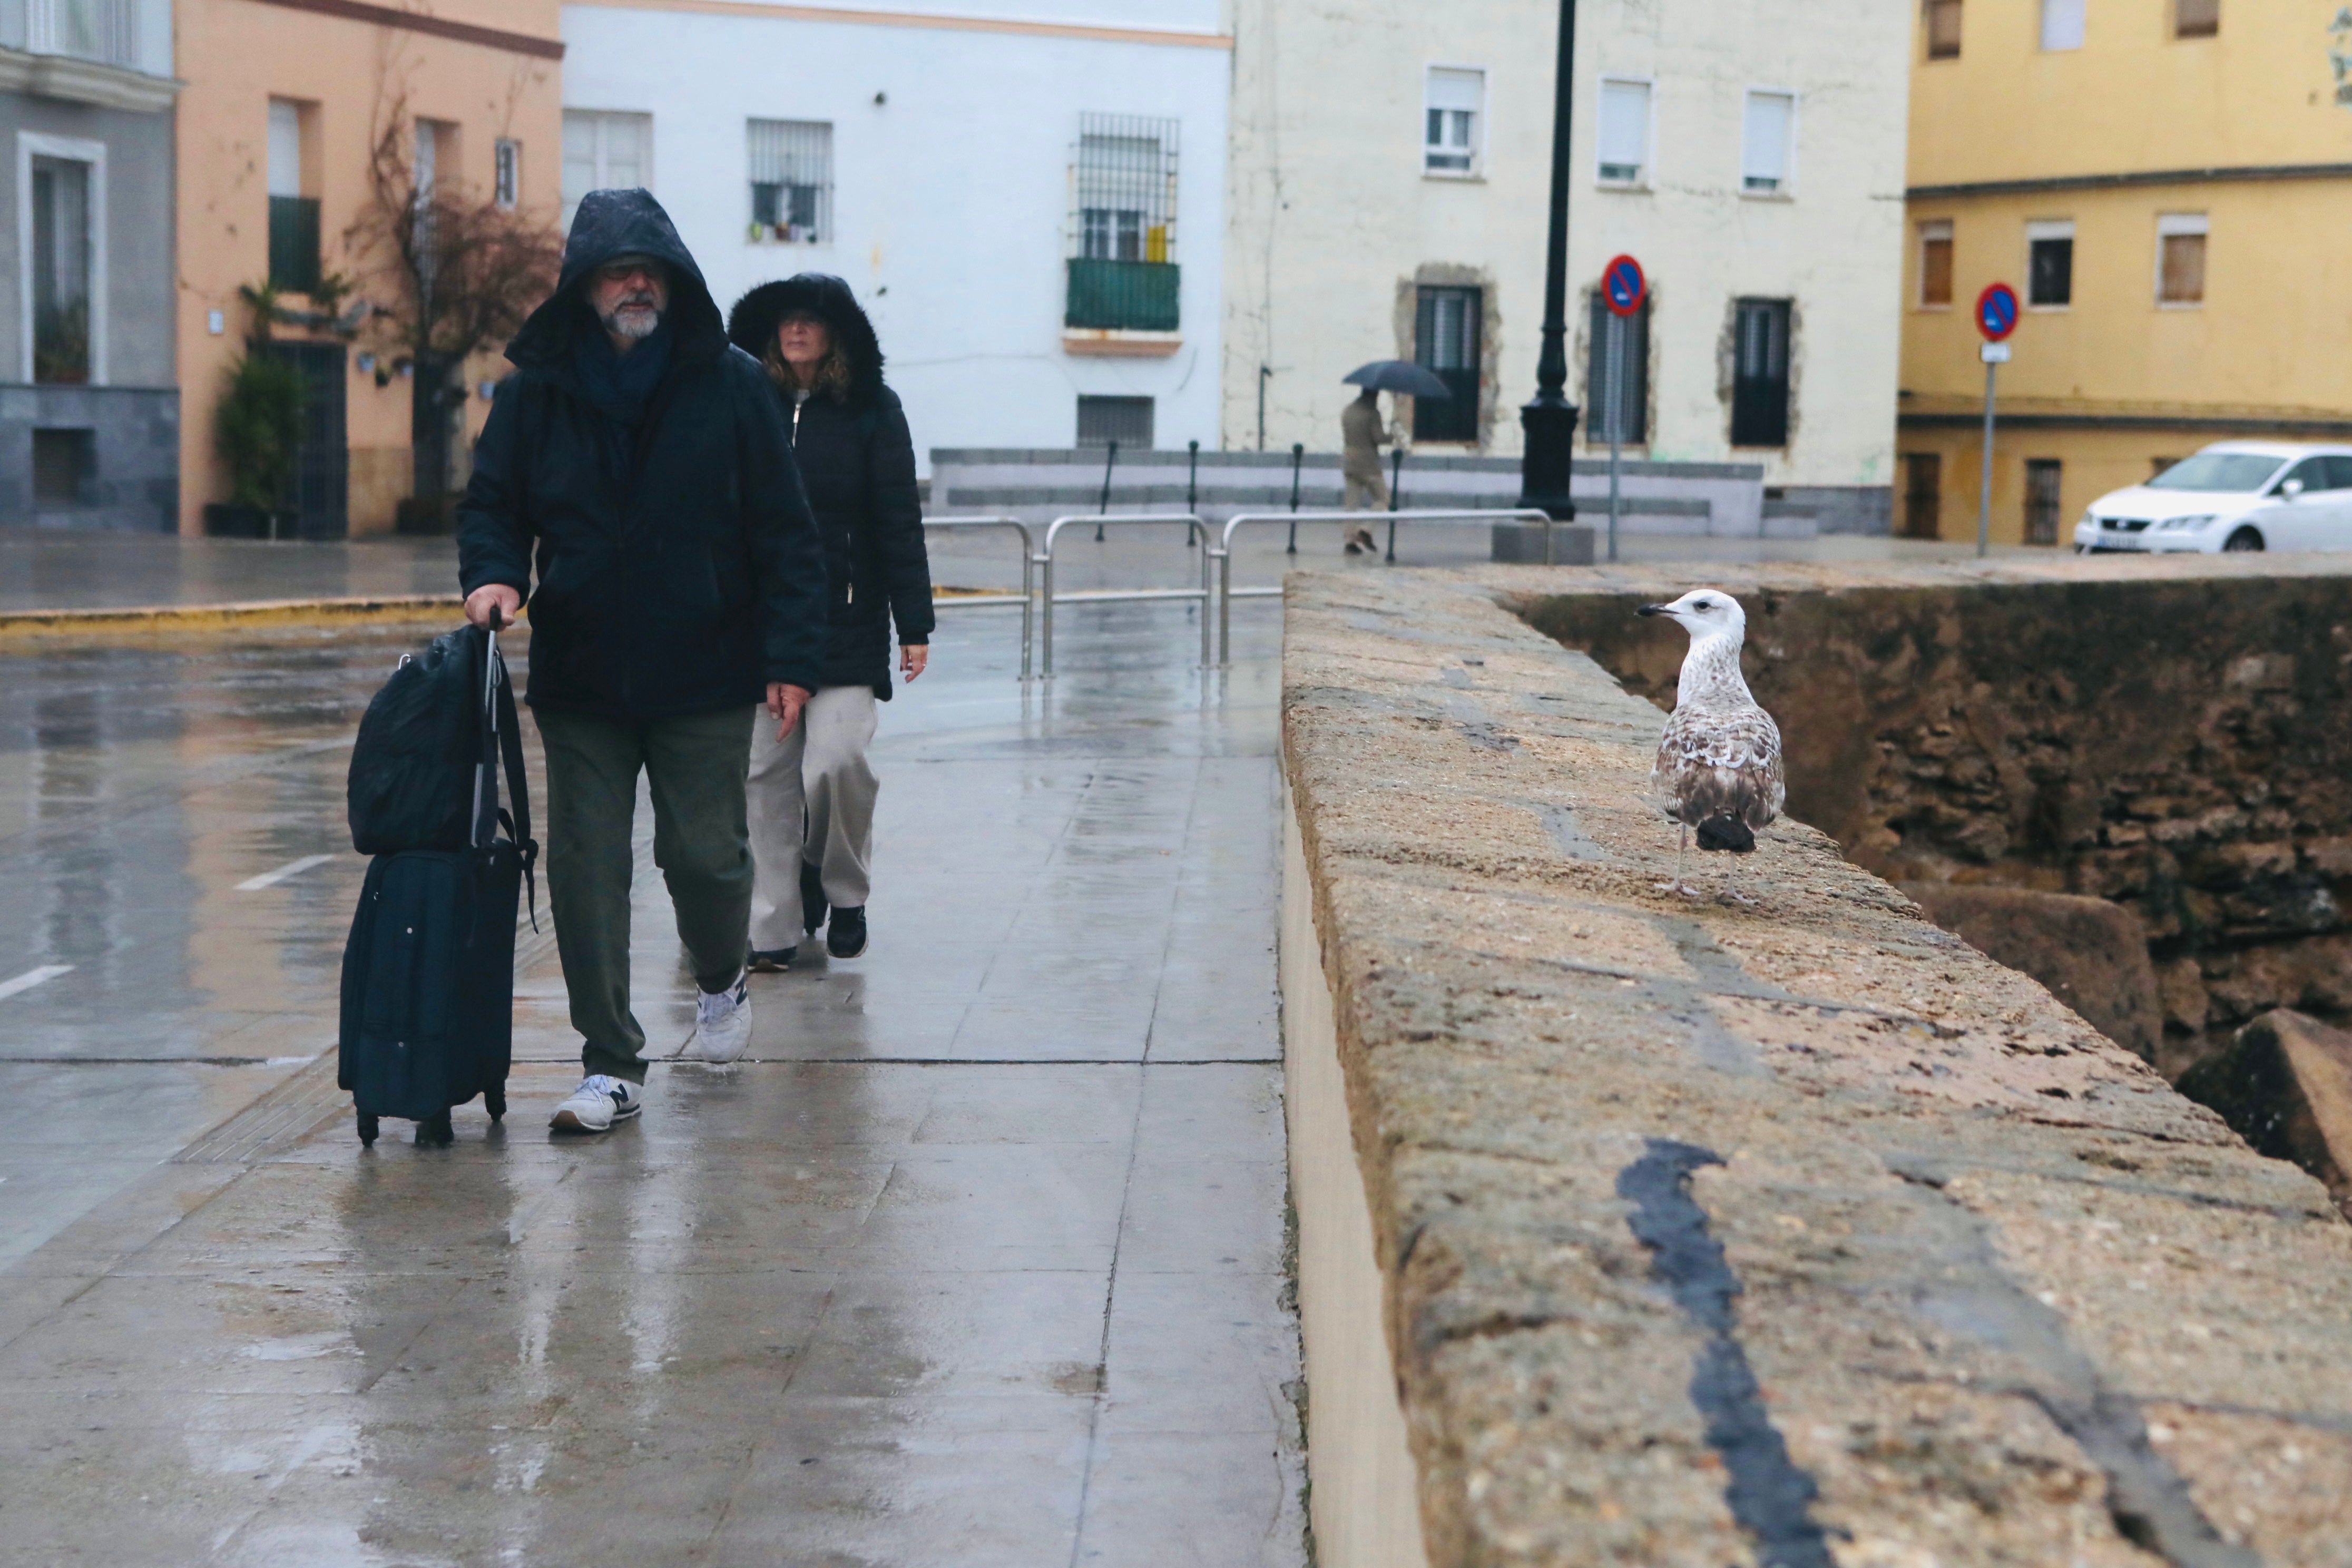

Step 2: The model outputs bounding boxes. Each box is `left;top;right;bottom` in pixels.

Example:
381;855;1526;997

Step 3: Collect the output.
2074;440;2352;554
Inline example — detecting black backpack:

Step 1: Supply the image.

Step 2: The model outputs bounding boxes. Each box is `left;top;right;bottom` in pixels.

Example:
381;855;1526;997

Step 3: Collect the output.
349;624;522;854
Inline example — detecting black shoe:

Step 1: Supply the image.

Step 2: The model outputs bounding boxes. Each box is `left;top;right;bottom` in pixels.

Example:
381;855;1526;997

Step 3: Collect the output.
827;906;867;959
748;946;796;974
800;859;828;937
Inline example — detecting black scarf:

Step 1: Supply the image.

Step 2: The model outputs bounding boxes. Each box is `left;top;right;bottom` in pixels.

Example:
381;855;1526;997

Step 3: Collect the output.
572;315;674;480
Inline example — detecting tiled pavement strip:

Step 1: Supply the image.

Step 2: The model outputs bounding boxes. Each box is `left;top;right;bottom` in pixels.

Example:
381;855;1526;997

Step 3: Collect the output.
0;591;1304;1566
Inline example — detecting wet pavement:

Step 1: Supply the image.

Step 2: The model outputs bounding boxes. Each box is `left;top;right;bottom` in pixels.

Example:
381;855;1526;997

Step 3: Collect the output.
0;595;1302;1565
2;522;2035;614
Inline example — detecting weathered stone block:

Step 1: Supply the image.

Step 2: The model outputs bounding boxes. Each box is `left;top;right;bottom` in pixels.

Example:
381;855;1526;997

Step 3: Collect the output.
2177;1010;2352;1217
1899;883;2162;1062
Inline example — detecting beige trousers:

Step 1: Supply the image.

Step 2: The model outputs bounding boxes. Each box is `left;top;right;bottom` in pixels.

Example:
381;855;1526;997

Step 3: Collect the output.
747;685;879;949
1342;469;1388;511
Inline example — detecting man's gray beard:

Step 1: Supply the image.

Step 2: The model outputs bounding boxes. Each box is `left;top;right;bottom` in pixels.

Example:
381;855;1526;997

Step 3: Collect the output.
600;301;661;340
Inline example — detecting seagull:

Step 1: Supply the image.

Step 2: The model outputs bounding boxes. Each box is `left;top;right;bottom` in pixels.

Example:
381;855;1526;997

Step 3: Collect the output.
1636;589;1785;899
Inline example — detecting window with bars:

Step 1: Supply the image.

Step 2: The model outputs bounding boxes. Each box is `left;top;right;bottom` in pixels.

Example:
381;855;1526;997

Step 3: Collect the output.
749;119;831;244
1584;293;1649;446
1066;112;1180;333
494;139;520;210
1424;67;1483;177
1919;220;1953;307
1730;298;1791;448
1413;286;1481;443
1926;0;1962;58
562;110;650;229
1076;395;1154;448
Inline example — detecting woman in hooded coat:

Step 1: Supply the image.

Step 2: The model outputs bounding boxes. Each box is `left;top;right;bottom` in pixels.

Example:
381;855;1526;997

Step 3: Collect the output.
727;273;935;966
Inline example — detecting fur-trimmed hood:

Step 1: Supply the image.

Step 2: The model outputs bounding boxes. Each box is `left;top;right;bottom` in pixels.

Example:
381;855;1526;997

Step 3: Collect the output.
727;274;886;406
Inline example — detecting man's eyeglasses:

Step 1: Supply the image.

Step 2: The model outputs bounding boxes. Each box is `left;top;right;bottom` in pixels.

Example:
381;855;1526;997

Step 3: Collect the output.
593;261;663;288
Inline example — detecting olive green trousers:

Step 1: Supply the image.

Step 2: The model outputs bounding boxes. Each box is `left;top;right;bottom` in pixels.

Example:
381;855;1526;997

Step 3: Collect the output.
535;704;756;1083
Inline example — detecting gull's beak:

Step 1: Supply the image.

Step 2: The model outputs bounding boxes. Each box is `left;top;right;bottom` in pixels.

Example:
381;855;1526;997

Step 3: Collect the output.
1636;603;1670;618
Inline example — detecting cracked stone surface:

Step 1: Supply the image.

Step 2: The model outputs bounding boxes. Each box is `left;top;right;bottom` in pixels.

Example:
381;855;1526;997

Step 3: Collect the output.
1282;567;2352;1566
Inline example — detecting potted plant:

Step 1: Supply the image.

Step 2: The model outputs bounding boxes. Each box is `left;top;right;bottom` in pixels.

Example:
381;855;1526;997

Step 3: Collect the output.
205;347;304;538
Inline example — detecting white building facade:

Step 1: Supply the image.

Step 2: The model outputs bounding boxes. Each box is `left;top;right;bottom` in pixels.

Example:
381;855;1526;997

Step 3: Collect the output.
558;0;1229;471
1223;0;1910;532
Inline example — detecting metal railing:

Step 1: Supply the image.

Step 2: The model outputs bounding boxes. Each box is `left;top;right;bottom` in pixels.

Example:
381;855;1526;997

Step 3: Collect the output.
928;507;1570;677
922;516;1036;679
1038;513;1210;676
1208;508;1557;665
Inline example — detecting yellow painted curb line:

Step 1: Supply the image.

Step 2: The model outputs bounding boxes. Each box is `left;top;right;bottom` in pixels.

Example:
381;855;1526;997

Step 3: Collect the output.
0;595;470;637
0;588;1006;638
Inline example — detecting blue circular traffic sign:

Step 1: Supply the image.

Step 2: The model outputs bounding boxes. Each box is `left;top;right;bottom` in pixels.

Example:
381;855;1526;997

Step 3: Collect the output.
1975;282;2019;341
1603;254;1647;317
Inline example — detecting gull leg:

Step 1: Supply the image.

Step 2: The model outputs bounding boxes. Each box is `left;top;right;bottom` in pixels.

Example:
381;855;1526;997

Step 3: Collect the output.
1722;858;1757;906
1657;823;1696;898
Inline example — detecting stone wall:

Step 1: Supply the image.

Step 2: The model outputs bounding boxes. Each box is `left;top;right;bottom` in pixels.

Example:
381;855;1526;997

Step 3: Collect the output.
1513;558;2352;1079
1281;563;2352;1566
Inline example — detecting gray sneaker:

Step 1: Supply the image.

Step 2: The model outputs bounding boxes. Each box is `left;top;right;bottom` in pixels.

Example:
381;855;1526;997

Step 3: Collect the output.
688;971;752;1062
551;1074;642;1133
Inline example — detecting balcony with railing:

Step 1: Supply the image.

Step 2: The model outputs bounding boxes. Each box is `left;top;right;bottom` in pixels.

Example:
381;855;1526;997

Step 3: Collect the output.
1064;258;1180;334
2;0;177;109
1063;112;1181;353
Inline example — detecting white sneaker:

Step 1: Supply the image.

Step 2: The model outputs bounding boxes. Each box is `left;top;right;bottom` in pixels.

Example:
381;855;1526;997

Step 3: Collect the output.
551;1074;642;1133
688;972;752;1063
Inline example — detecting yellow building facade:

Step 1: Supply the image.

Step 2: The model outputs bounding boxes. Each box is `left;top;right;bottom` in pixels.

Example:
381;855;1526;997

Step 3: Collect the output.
1899;0;2352;544
175;0;562;537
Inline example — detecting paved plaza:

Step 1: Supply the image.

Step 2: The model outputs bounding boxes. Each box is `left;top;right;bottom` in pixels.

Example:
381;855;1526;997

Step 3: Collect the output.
0;586;1300;1566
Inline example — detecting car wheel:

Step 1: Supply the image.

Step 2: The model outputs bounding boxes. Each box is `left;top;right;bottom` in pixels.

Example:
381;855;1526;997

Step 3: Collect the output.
2223;527;2266;552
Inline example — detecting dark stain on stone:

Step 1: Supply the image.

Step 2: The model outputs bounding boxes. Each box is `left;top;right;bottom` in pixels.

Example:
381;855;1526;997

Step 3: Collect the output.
1616;1139;1836;1568
1882;1157;2262;1567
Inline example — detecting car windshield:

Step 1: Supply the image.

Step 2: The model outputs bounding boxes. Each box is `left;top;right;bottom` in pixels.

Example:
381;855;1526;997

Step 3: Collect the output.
2146;453;2292;492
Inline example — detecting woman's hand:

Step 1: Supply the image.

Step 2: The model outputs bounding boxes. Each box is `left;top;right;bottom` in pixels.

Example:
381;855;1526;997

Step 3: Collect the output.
766;682;812;739
901;643;929;682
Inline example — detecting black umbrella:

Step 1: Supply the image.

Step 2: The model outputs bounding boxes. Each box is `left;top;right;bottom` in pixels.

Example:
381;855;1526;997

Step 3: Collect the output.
1342;360;1452;399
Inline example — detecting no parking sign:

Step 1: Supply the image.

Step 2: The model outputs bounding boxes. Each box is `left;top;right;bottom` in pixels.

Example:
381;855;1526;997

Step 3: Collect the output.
1975;281;2018;341
1603;254;1647;317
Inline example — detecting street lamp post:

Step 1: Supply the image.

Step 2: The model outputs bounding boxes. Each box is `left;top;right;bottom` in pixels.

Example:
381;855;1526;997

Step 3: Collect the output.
1517;0;1581;520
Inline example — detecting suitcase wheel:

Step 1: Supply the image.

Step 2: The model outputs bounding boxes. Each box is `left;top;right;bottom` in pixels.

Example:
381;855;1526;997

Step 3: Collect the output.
416;1110;455;1148
357;1112;379;1148
484;1087;506;1122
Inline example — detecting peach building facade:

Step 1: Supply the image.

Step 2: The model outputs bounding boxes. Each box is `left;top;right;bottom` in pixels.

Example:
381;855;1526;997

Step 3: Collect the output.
175;0;562;536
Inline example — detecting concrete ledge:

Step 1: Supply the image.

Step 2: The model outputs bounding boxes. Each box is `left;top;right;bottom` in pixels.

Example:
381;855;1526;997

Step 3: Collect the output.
1281;567;2352;1565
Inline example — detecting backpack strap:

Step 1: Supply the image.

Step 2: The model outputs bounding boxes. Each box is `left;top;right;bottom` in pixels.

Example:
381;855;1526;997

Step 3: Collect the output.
471;624;540;930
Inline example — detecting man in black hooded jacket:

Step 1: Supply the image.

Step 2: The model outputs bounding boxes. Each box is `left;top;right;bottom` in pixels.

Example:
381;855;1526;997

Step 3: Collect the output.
457;188;826;1134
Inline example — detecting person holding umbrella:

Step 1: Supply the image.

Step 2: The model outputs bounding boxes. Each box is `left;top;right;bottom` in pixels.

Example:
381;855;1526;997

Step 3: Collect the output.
1341;384;1391;524
1339;360;1453;554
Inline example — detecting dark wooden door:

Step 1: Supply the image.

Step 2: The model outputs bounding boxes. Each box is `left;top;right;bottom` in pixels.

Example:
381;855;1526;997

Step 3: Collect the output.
264;341;348;540
1902;453;1942;540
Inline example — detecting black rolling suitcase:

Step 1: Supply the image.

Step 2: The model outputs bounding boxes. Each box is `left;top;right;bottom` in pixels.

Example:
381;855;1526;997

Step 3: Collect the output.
338;615;536;1148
